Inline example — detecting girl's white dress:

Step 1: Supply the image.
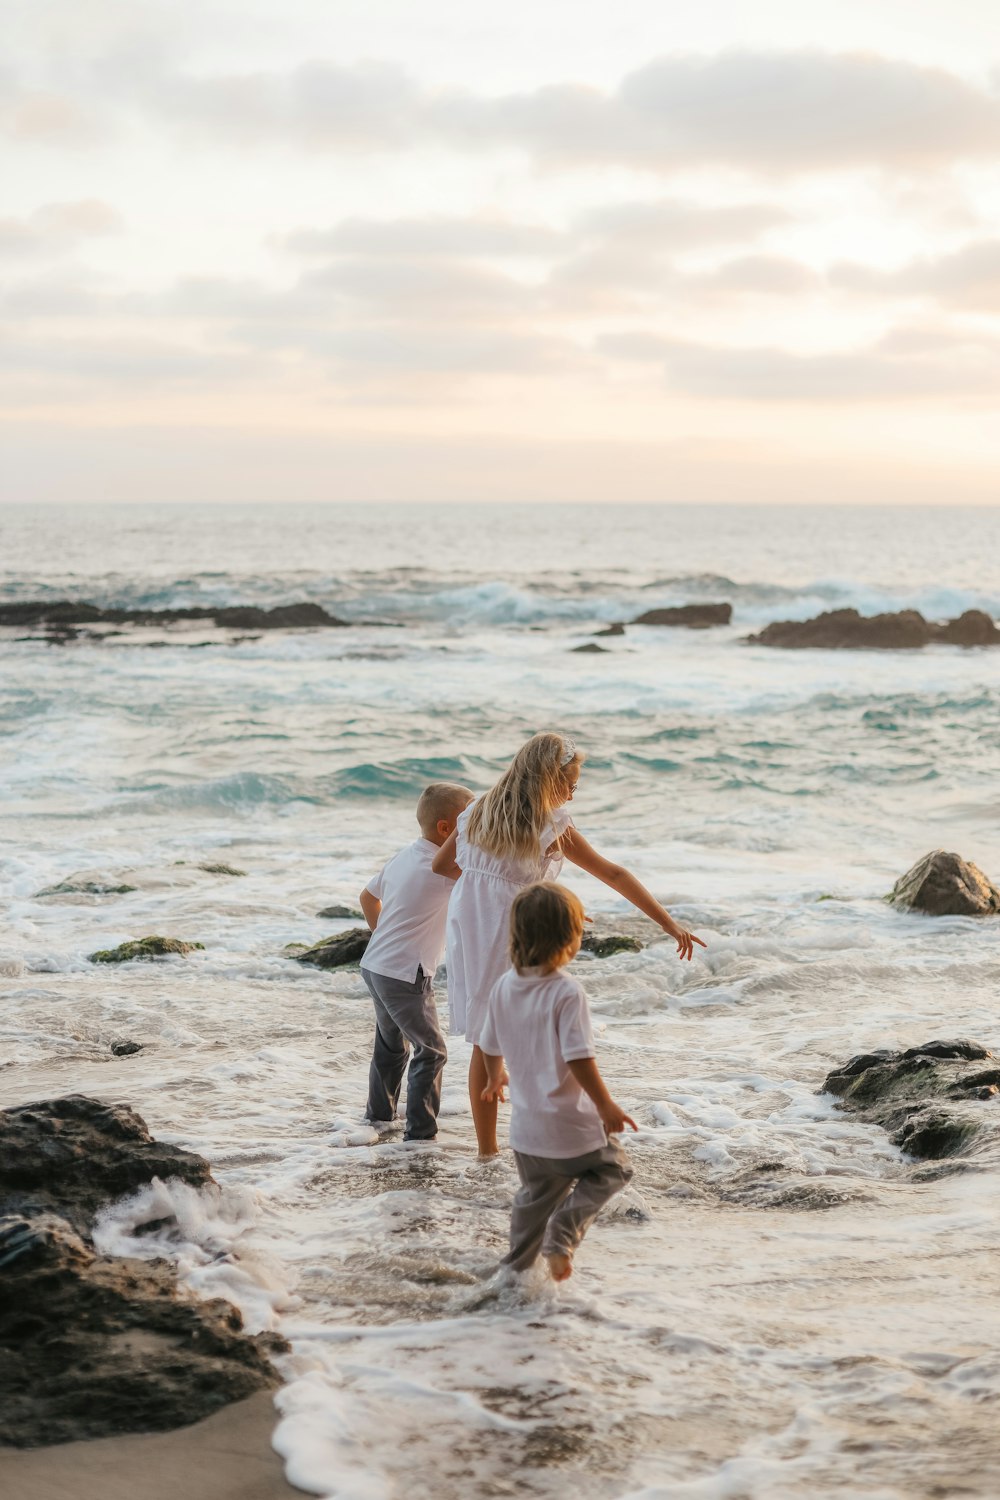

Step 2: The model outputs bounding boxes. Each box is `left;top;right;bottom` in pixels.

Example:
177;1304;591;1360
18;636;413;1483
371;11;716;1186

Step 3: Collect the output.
446;801;573;1042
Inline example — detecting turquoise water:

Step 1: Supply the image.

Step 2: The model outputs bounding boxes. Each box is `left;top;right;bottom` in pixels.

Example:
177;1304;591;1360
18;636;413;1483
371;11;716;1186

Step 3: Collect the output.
2;502;1000;1498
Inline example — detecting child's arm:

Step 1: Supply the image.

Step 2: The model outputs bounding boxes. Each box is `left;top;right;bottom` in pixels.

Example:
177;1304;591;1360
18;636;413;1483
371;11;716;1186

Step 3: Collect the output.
480;1051;508;1103
567;1058;637;1136
560;827;706;961
431;829;462;880
359;889;382;931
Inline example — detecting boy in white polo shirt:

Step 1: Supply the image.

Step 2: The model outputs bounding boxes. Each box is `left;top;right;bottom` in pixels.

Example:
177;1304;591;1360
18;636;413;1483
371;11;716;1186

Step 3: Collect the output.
479;881;636;1280
359;782;474;1141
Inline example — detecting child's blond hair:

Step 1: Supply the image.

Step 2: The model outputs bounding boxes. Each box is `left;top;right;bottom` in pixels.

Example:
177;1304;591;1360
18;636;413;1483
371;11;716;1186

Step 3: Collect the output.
509;882;586;972
416;782;473;836
466;732;582;864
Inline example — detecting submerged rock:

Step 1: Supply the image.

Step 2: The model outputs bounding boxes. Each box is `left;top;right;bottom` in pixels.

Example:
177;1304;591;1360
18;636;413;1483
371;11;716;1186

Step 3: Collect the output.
316;903;363;920
571;642;608;653
198;862;247;877
748;607;1000;650
579;932;643;957
110;1039;143;1057
0;599;348;631
633;603;732;628
89;935;205;963
594;622;626;637
823;1039;998;1160
0;1097;285;1448
888;850;1000;917
294;927;371;968
35;878;137;897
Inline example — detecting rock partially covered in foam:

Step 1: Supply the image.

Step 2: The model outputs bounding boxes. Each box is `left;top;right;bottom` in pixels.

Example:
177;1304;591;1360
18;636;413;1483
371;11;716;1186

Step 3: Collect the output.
89;935;206;963
888;850;1000;917
823;1039;999;1160
0;1097;285;1447
579;932;643;957
293;927;371;968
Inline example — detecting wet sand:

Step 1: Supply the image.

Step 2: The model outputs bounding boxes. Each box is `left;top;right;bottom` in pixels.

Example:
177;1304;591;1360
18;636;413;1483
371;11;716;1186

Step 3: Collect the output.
0;1393;302;1500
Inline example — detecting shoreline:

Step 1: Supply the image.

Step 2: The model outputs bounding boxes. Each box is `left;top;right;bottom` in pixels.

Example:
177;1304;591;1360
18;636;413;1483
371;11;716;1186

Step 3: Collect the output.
0;1393;303;1500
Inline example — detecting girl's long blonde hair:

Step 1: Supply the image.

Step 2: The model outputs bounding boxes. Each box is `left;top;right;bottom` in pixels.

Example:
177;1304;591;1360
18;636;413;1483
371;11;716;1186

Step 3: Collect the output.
466;732;582;864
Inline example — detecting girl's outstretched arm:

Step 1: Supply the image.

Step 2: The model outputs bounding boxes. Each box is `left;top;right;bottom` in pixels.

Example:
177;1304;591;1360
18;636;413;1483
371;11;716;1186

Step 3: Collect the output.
560;826;706;960
431;829;462;880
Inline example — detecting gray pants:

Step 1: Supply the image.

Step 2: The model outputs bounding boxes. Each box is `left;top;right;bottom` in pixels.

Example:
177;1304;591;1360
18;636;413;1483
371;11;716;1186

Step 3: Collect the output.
362;966;447;1140
503;1140;633;1271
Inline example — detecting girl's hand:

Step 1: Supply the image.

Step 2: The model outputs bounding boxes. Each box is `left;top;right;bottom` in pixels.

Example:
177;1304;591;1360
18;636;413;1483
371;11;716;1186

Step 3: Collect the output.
661;919;706;961
481;1081;507;1104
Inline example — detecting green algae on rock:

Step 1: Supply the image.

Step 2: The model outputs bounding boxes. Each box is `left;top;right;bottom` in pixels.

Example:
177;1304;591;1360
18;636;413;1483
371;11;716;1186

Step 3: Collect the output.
579;932;643;957
36;880;137;897
89;936;205;964
293;928;371;968
198;862;247;877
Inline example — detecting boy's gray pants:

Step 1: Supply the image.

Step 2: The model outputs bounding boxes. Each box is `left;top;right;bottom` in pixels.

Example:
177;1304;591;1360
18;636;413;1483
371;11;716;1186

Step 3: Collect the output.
362;966;447;1140
503;1140;633;1270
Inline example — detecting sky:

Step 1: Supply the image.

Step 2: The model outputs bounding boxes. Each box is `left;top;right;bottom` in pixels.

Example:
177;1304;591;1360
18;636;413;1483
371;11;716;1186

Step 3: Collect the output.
3;0;1000;504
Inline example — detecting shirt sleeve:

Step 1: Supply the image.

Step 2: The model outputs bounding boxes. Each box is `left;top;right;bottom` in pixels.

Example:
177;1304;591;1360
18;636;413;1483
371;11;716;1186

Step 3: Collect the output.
555;979;596;1062
551;806;574;838
477;982;503;1056
365;863;387;900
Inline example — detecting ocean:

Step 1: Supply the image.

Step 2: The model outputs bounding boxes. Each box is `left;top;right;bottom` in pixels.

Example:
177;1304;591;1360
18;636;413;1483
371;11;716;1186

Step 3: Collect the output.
2;500;1000;1498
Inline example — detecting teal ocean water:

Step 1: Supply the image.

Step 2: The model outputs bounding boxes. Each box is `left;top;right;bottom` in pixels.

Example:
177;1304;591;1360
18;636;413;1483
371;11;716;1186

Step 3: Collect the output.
2;502;1000;1498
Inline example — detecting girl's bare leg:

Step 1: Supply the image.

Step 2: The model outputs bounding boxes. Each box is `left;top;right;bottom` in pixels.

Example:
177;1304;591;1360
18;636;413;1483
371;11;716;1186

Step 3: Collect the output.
469;1044;499;1157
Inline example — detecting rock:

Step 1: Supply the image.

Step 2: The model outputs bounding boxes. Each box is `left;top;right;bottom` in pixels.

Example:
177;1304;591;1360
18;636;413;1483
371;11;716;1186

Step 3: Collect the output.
0;1096;212;1235
0;600;348;631
198;862;247;877
110;1040;143;1057
571;642;608;653
748;607;1000;650
35;879;137;897
888;851;1000;917
316;904;363;920
579;932;643;957
632;603;732;628
594;622;626;637
89;936;206;963
822;1039;997;1160
293;927;371;968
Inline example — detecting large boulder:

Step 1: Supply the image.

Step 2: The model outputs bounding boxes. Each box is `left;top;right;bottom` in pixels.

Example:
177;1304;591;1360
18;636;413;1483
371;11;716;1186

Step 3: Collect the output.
633;603;732;628
748;607;1000;650
889;851;1000;917
936;609;1000;646
294;927;371;968
822;1039;999;1160
0;1097;285;1447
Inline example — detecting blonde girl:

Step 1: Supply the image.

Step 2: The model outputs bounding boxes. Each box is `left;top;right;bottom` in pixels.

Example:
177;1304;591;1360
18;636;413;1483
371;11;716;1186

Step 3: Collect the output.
433;731;704;1156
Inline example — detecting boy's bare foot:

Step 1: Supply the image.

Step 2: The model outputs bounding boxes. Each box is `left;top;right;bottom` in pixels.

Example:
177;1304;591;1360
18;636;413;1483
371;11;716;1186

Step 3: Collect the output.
545;1251;573;1282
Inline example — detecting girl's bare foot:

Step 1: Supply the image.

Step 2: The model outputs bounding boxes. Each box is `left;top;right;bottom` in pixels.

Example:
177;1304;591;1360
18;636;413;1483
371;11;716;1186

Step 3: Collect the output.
546;1251;573;1282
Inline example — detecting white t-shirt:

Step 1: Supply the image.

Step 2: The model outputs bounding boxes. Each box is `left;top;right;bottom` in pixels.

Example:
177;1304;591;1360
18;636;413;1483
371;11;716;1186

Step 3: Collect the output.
477;966;606;1159
360;838;456;985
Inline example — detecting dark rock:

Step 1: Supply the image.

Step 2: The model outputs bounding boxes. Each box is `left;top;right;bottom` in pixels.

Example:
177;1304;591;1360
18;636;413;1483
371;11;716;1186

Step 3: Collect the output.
293;928;371;968
571;643;608;653
0;1096;212;1235
110;1040;143;1057
89;935;206;963
0;600;348;631
633;603;732;628
749;607;1000;650
316;904;363;920
579;932;643;957
594;622;626;637
822;1039;997;1161
888;850;1000;917
198;862;247;877
35;879;137;897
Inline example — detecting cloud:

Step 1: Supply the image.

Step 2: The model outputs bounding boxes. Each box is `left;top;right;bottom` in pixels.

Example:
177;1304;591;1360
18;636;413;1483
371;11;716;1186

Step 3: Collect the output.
96;47;1000;174
833;239;1000;312
0;200;121;258
279;214;564;260
599;326;1000;400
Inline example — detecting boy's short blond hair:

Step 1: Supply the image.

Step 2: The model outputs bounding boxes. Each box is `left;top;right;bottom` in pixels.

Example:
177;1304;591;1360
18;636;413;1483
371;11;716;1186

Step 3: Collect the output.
509;882;585;972
417;781;474;835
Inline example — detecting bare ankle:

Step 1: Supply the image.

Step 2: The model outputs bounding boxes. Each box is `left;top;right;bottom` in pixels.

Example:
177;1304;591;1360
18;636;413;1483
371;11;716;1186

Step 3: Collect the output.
545;1251;573;1282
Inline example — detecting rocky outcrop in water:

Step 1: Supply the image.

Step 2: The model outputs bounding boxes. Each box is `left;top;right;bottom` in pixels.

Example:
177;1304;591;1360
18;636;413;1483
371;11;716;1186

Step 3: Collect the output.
823;1039;1000;1160
748;608;1000;650
316;904;363;920
579;932;643;957
594;622;626;637
293;927;371;968
0;600;348;631
0;1096;285;1447
90;935;205;963
888;851;1000;917
633;603;732;628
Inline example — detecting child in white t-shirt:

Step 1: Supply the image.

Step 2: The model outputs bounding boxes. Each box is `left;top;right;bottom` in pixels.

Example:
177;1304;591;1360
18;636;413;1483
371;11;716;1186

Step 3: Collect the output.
478;881;637;1281
359;782;473;1140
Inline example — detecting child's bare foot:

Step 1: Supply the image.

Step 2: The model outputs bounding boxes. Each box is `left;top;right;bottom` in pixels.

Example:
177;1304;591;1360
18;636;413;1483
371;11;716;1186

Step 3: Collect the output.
545;1251;573;1282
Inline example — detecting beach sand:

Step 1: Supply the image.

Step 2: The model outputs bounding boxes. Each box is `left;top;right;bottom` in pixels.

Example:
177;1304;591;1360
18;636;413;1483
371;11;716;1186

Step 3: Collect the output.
0;1392;303;1500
